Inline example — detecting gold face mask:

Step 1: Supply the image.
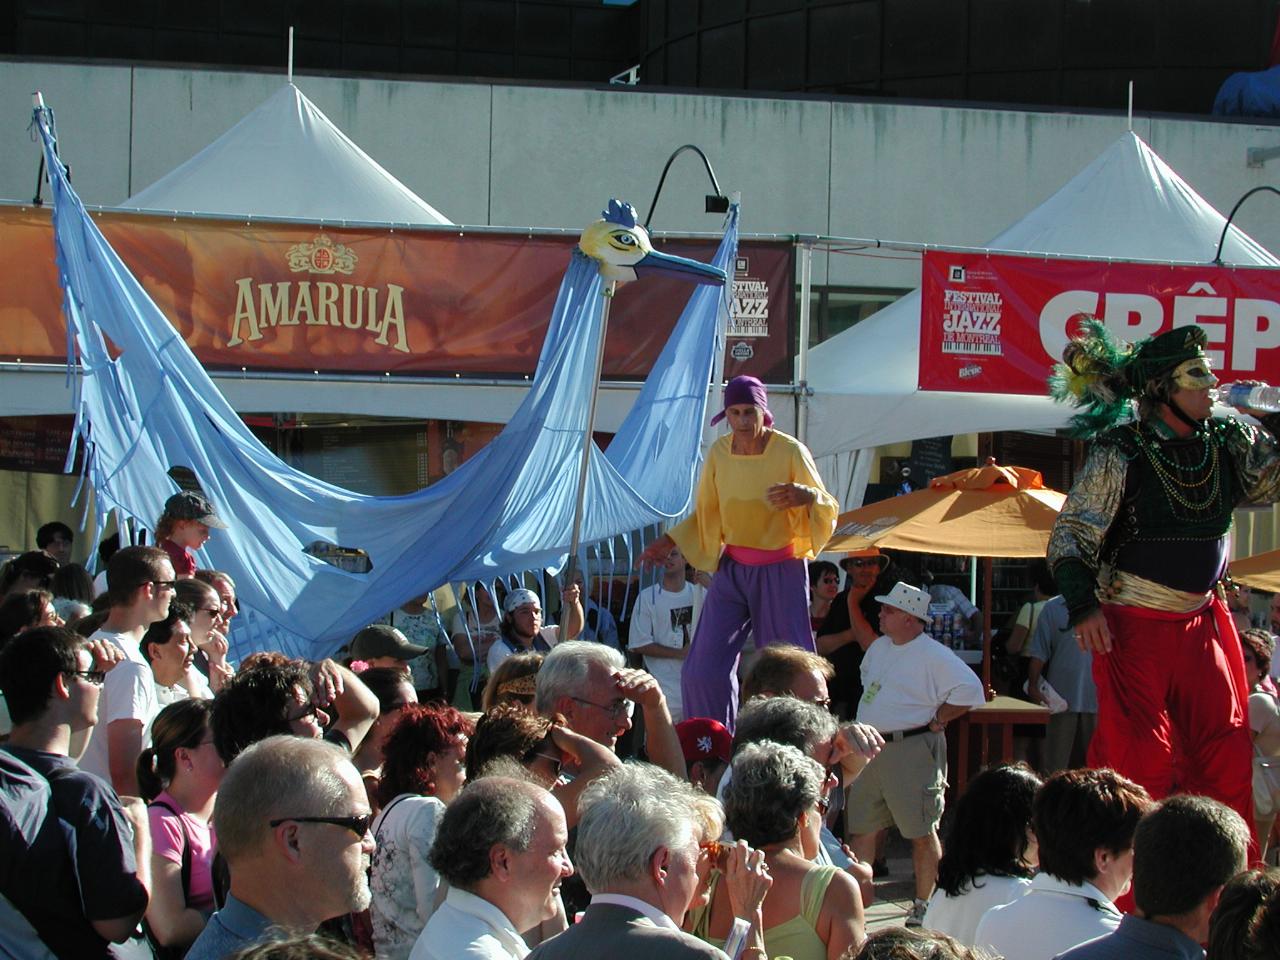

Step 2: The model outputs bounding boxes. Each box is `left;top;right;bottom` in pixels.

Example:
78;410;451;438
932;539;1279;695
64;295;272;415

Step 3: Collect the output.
1171;357;1218;390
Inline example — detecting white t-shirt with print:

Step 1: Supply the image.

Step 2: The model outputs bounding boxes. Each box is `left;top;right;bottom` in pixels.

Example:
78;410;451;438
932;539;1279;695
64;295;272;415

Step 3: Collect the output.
629;581;704;723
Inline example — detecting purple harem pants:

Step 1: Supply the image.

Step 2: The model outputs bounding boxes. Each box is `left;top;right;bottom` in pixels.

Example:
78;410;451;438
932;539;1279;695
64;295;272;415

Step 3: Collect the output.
680;554;815;730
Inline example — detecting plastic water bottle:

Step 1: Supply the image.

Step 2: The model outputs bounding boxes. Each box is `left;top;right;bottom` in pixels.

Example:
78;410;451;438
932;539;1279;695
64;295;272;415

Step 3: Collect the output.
1219;382;1280;413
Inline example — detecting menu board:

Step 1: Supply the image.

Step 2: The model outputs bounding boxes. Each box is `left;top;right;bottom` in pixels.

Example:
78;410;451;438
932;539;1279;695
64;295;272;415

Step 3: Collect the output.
0;416;76;474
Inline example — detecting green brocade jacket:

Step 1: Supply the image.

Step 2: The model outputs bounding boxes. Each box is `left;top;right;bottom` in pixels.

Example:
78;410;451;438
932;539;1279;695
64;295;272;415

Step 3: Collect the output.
1048;411;1280;624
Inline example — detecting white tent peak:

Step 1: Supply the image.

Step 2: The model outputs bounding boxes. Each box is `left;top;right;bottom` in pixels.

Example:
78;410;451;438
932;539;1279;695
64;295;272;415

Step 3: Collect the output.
990;131;1275;264
805;131;1278;461
121;83;452;225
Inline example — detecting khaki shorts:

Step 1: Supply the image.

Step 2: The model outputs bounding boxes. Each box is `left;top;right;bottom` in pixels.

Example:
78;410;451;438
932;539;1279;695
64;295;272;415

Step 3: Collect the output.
844;730;947;839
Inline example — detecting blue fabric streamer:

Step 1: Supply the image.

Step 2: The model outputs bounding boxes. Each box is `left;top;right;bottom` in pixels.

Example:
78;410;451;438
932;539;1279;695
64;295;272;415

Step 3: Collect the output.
33;105;738;659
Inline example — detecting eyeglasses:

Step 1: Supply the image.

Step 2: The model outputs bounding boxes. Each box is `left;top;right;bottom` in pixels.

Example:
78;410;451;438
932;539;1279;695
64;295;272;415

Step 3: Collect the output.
570;696;634;720
269;814;372;838
844;559;880;569
144;579;179;592
196;607;223;617
66;669;106;685
527;751;563;778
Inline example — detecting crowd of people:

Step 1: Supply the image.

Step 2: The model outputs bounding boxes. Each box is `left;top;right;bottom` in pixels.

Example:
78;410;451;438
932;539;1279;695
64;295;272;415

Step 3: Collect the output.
5;357;1280;960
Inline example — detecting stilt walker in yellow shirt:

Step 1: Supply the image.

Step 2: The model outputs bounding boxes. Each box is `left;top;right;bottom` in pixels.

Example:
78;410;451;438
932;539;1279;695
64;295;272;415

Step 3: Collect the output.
639;376;838;729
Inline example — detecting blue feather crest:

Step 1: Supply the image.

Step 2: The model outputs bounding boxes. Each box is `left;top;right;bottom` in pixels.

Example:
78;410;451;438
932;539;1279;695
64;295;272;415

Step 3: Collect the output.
602;199;638;228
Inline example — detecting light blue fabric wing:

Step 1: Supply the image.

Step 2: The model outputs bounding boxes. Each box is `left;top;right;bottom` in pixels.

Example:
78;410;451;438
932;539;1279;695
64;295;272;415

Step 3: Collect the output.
34;104;739;658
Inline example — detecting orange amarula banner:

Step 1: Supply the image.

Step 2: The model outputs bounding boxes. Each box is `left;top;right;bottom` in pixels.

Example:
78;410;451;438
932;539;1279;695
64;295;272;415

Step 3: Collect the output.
0;206;794;381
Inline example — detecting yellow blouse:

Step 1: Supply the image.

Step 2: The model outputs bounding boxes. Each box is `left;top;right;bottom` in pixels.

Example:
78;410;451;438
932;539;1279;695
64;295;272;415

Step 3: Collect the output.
669;430;838;573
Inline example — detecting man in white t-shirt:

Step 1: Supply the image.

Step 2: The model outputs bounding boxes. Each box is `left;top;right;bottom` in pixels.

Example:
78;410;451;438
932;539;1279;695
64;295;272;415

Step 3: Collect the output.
845;581;985;927
79;545;175;794
628;546;705;723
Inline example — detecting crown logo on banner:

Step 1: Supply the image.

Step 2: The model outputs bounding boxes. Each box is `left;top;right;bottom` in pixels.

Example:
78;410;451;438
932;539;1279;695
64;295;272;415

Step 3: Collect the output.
286;235;357;275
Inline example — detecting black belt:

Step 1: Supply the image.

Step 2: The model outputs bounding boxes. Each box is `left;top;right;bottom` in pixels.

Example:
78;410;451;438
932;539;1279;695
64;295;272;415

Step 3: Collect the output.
883;724;932;742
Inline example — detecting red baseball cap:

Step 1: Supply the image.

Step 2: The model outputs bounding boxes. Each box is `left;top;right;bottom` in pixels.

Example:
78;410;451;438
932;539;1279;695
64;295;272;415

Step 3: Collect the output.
675;718;732;766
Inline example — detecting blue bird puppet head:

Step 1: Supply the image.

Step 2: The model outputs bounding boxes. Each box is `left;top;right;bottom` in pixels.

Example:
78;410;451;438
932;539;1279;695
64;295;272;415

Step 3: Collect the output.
578;199;727;285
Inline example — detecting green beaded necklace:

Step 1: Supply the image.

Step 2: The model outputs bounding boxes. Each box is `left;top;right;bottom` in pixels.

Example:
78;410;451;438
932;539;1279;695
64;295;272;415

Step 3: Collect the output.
1133;426;1224;517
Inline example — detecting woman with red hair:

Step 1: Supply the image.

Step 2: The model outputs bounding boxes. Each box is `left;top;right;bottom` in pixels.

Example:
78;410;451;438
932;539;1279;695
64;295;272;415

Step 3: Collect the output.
368;703;473;960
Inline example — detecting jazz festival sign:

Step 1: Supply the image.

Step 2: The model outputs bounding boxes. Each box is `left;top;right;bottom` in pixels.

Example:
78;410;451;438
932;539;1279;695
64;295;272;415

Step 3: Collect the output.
919;251;1280;393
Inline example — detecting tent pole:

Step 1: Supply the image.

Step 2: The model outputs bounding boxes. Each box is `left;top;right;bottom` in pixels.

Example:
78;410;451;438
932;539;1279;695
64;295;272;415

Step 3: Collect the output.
704;274;731;456
982;555;993;699
287;27;294;83
566;278;616;582
795;240;813;443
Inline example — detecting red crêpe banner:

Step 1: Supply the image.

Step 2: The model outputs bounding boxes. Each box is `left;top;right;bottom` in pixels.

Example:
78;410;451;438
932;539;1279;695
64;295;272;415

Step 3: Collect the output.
919;251;1280;393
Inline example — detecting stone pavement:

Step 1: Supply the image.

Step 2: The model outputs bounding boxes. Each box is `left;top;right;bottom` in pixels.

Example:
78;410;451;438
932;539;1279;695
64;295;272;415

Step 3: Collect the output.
864;839;919;933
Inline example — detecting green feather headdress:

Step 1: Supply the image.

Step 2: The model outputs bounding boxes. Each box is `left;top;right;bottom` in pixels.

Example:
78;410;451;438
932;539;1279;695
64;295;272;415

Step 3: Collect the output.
1047;322;1210;438
1047;318;1137;438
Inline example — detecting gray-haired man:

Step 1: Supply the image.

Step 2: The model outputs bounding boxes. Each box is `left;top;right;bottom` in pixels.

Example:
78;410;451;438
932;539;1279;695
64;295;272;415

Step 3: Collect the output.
527;763;728;960
415;777;572;960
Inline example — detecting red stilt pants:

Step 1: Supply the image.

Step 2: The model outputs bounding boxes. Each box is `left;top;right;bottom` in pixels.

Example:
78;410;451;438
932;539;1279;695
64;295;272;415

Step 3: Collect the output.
1090;598;1257;861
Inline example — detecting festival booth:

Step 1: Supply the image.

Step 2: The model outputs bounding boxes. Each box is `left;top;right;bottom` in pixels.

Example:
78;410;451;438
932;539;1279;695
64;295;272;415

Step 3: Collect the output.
827;461;1063;788
801;131;1280;641
804;131;1280;505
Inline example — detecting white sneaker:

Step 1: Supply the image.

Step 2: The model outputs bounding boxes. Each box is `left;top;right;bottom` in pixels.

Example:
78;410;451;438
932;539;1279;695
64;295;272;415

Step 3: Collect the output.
905;898;928;928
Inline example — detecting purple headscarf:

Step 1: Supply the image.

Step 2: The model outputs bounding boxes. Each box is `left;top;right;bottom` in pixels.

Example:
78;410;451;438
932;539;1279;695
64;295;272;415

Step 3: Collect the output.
710;375;775;427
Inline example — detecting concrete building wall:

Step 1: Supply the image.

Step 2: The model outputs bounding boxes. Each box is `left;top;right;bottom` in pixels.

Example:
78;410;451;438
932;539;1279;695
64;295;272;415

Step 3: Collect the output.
5;59;1279;295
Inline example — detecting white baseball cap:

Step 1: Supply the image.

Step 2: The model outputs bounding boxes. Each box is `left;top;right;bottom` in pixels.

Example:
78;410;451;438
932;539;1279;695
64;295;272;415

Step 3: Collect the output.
874;581;931;621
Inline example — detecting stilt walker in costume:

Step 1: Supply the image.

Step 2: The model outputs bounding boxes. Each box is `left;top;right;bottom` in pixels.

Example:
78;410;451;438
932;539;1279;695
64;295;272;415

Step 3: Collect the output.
638;376;838;729
1047;322;1280;844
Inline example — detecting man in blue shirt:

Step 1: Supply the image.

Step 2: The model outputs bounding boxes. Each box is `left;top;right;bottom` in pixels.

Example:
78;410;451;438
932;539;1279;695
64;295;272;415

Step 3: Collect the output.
1056;795;1249;960
187;736;375;960
1026;594;1098;772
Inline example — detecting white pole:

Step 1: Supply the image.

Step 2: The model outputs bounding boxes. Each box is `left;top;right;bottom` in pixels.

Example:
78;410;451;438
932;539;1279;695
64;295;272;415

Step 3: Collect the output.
1127;80;1134;132
795;240;814;442
287;27;295;83
567;279;616;581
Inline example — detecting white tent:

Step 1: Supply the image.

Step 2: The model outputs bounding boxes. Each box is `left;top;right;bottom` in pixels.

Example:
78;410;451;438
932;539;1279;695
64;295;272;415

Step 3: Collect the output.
122;83;451;224
805;132;1279;473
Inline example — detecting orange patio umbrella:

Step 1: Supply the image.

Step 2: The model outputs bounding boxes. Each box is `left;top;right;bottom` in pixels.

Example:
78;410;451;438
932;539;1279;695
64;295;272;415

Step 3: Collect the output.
828;460;1067;692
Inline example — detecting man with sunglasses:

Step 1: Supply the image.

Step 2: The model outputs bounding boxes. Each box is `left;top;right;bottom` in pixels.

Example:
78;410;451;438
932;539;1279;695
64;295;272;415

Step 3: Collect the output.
814;547;894;720
0;625;148;958
79;545;176;795
1049;323;1280;844
187;735;375;960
